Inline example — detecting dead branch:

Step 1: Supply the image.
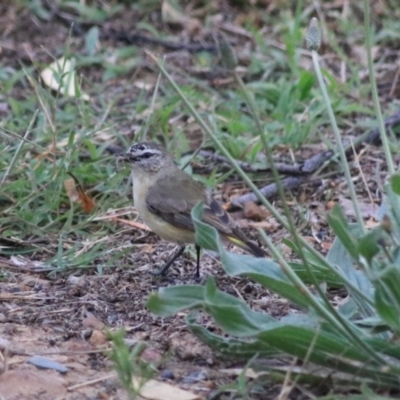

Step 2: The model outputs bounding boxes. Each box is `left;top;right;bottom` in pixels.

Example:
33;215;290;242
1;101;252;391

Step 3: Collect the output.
195;149;334;175
231;109;400;207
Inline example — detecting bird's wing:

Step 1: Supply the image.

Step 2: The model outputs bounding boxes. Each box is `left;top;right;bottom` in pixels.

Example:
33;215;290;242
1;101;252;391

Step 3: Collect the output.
146;171;206;231
146;171;236;236
146;170;266;257
146;171;267;256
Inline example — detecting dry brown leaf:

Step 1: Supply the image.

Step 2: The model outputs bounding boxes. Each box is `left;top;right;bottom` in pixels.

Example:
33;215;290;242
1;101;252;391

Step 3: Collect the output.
89;330;107;346
321;241;332;251
64;177;95;213
82;314;105;330
114;217;151;231
365;218;381;229
243;201;268;221
326;200;336;210
222;201;231;211
338;198;378;219
132;377;201;400
248;220;279;232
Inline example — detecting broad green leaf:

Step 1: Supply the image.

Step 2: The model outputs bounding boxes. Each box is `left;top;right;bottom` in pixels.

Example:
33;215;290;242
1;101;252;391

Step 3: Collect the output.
219;252;311;308
374;266;400;334
85;26;100;56
357;228;385;264
355;316;391;334
385;185;400;239
326;205;360;261
147;285;207;317
191;203;310;308
192;202;219;252
257;325;371;363
390;174;400;196
187;315;280;358
365;336;400;360
289;261;344;287
147;280;276;336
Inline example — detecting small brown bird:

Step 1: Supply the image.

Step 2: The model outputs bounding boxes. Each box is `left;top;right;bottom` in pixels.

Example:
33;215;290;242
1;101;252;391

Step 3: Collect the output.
120;142;265;277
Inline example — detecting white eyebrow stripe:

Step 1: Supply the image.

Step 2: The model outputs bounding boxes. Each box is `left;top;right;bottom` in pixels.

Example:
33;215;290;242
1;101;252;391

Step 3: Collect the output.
128;147;162;157
137;149;161;155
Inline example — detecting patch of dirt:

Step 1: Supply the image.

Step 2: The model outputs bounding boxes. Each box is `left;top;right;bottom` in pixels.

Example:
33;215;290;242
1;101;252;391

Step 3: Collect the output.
0;244;295;399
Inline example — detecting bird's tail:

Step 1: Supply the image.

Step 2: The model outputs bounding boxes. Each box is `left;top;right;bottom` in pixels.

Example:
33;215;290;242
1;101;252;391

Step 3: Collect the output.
228;236;267;258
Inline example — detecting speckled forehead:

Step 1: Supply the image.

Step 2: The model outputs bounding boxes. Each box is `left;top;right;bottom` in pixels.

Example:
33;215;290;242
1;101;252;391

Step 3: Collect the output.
127;143;163;156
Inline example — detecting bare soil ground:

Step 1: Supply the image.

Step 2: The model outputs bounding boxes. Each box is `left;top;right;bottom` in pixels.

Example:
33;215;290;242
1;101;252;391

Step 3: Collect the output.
0;3;398;399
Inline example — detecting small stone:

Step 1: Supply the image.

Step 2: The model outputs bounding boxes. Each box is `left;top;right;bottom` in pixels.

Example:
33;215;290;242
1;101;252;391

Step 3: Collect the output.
243;202;268;221
66;275;88;288
64;338;93;352
160;369;175;380
82;314;105;330
326;200;336;210
181;369;208;384
107;313;119;325
28;356;69;374
89;330;107;346
141;347;162;364
3;323;17;335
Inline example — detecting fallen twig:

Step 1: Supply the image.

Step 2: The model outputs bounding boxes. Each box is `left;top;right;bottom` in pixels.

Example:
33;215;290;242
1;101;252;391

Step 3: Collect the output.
231;109;400;207
231;177;322;207
195;149;334;175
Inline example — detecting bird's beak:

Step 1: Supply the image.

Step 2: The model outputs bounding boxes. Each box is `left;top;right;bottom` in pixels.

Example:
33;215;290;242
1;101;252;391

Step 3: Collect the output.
115;153;131;162
115;153;132;171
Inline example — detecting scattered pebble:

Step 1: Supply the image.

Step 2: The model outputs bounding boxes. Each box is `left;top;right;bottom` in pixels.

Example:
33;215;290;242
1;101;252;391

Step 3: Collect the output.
181;369;208;384
66;275;88;288
160;369;175;380
107;313;119;325
141;347;163;364
82;314;105;330
243;201;268;221
89;330;107;346
27;355;69;374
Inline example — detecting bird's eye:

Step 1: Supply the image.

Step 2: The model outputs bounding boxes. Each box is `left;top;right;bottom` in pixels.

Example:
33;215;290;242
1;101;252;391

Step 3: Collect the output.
141;153;152;159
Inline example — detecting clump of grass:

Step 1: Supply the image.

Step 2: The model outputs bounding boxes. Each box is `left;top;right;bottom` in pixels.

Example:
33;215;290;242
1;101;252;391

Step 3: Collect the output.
108;330;156;399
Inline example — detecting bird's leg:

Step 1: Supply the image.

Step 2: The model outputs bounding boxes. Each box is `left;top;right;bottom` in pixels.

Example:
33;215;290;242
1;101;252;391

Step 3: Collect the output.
151;246;186;276
195;245;201;278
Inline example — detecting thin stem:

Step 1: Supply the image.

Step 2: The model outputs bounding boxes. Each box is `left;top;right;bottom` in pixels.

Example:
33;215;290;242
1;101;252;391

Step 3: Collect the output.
311;50;365;234
363;0;394;175
0;110;38;188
